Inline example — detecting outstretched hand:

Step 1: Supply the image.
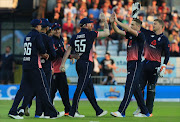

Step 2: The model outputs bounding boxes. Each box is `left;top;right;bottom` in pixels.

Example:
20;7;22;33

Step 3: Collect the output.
132;2;141;18
99;12;106;22
110;13;115;23
41;53;49;60
60;65;65;72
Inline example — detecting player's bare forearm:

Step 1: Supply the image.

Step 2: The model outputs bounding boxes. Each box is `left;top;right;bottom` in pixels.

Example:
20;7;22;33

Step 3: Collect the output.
115;19;129;32
114;14;138;36
61;46;72;66
98;13;110;38
70;54;80;60
112;23;126;36
98;21;110;38
112;64;117;70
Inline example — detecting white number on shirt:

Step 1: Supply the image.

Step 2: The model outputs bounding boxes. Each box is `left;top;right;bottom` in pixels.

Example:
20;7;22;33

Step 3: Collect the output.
75;39;86;52
24;42;32;55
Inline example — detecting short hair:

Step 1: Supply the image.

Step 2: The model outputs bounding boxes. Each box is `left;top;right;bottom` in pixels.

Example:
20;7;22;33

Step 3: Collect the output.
106;52;110;56
132;18;142;26
67;2;71;5
6;46;11;50
80;23;86;27
154;19;164;28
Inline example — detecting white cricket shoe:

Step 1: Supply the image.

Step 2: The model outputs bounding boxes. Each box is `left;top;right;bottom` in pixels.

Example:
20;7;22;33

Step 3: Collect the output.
41;111;65;119
17;109;24;116
57;111;65;118
74;112;85;117
111;111;125;117
97;110;108;117
68;112;85;118
134;113;149;117
133;107;140;115
24;106;30;116
8;114;24;119
35;113;50;119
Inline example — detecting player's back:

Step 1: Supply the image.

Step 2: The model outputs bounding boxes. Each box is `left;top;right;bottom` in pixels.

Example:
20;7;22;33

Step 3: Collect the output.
69;28;98;62
41;33;56;70
23;29;45;69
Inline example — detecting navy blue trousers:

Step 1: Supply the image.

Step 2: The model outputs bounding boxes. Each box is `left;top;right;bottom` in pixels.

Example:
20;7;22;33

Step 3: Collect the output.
19;69;53;116
69;60;103;116
35;69;52;116
118;61;149;116
139;60;160;90
9;85;24;115
50;72;71;113
9;68;58;117
139;60;160;114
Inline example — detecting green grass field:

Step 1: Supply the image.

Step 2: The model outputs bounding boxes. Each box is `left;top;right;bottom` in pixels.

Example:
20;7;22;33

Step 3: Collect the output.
0;100;180;122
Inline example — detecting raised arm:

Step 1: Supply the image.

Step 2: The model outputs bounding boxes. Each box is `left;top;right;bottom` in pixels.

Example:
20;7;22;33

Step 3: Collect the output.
110;14;126;36
113;13;138;37
97;13;110;38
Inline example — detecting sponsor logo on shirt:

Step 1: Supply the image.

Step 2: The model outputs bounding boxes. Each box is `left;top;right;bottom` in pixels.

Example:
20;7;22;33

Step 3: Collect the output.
150;40;156;48
128;40;132;48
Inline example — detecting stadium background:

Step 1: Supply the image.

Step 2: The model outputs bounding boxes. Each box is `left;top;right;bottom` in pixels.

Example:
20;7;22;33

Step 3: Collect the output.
0;0;180;121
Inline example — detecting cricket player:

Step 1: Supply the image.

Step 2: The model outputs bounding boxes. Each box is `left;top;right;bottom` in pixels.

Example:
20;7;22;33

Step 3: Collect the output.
50;22;79;116
16;19;57;118
60;13;110;117
109;12;150;117
8;19;63;119
132;3;170;116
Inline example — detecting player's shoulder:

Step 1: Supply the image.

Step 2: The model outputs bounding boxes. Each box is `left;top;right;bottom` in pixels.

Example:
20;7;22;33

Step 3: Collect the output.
137;31;146;38
31;29;40;36
140;27;152;34
89;30;98;35
162;34;168;40
68;34;77;45
137;30;144;34
90;30;98;33
60;35;64;41
71;34;77;41
110;58;114;62
47;36;53;41
89;30;98;38
162;34;169;43
42;33;49;40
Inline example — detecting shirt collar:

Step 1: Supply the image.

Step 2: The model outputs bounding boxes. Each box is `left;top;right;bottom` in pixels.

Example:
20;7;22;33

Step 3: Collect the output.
32;29;39;33
81;28;90;32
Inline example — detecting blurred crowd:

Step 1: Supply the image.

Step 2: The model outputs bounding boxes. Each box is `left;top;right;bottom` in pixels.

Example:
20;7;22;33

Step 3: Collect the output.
1;0;180;84
50;0;180;57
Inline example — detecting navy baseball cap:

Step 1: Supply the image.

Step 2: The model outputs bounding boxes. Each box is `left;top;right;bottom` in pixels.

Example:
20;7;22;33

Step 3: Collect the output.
30;19;42;27
51;23;61;30
41;18;51;28
80;18;93;26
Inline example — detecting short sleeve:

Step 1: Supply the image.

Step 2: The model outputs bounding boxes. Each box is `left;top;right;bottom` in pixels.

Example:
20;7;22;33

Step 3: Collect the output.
90;31;98;39
163;36;170;65
140;27;152;37
111;59;114;64
137;32;145;42
68;35;75;50
100;59;104;65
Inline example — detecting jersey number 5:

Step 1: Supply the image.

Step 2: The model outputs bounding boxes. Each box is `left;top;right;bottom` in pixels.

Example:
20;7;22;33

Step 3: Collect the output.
24;42;32;55
75;39;86;52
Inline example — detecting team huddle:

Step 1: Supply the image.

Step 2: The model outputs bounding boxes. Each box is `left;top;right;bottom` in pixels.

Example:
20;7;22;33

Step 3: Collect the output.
8;2;170;119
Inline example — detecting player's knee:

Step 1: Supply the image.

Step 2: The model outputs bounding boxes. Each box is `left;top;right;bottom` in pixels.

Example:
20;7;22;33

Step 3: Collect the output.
147;84;156;92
